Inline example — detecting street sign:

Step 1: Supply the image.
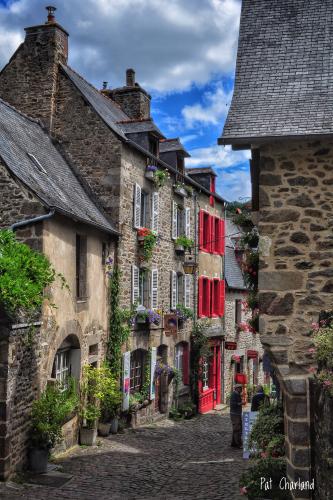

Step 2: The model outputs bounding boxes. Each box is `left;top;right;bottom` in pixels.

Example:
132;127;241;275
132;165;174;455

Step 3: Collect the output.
242;411;258;459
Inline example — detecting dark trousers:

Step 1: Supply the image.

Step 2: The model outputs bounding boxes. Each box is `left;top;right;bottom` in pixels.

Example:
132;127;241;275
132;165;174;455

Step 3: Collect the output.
230;413;242;447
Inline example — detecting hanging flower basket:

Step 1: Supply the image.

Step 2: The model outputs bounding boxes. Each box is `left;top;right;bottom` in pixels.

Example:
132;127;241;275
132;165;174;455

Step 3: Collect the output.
145;165;157;180
174;185;187;197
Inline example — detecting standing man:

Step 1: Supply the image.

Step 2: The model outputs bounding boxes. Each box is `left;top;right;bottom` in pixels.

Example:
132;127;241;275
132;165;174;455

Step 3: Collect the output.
230;384;243;448
251;385;268;412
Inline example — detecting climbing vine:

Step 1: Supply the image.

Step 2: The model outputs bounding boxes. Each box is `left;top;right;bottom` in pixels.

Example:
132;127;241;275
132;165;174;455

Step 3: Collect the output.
107;265;133;377
0;229;65;317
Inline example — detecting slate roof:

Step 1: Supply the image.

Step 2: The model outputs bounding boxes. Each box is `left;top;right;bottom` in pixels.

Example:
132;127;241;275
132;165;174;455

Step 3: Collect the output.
221;0;333;144
0;98;117;234
159;138;190;157
116;119;165;138
225;219;246;290
186;167;217;177
60;64;129;140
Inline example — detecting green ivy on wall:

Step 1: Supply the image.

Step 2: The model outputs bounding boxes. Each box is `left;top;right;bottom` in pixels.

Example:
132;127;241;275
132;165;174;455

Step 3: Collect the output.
0;229;57;316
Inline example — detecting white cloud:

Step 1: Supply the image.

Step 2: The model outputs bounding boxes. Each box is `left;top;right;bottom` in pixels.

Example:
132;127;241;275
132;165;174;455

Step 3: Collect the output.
182;82;232;128
187;145;250;169
0;0;241;92
217;168;251;202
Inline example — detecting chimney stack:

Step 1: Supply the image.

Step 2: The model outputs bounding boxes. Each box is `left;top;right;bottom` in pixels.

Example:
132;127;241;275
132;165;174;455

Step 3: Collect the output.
126;69;135;87
46;5;57;24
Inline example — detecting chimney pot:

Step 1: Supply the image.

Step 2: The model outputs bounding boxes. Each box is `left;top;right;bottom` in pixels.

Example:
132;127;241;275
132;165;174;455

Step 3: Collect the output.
102;81;108;90
126;68;135;87
46;5;57;24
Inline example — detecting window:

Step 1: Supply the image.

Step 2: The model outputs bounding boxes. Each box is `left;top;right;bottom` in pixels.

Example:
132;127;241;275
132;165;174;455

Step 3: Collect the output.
202;358;209;390
198;276;211;317
53;350;70;387
149;137;158;156
177;156;185;175
132;266;158;309
199;210;211;252
235;299;242;325
199;278;225;318
130;349;146;393
171;272;185;309
76;234;87;299
175;343;189;385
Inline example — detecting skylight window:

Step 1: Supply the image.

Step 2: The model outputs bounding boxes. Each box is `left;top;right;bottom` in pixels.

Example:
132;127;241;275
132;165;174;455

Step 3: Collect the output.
27;153;47;174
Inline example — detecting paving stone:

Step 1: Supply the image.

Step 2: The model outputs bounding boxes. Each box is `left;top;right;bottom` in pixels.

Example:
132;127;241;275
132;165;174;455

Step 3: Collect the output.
0;413;247;500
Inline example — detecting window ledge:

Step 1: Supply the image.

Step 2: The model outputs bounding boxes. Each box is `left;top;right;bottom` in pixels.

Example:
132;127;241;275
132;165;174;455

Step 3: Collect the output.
76;298;88;304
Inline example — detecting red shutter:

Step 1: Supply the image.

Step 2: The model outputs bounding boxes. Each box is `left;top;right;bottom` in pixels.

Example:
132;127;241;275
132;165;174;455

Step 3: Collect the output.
219;279;225;317
211;280;215;316
219;219;225;255
198;276;204;317
183;343;189;385
204;278;211;317
210;216;215;253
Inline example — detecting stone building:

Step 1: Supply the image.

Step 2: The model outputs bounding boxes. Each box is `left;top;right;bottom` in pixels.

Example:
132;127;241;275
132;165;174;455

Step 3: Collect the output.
0;8;225;428
223;219;264;401
220;0;333;494
186;167;226;413
0;98;117;478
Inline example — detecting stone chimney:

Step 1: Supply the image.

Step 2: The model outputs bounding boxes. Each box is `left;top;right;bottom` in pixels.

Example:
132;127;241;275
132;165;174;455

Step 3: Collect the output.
109;69;151;120
0;6;69;130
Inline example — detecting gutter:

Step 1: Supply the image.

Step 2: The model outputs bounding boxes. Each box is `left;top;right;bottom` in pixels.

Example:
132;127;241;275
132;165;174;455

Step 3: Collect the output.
11;209;55;230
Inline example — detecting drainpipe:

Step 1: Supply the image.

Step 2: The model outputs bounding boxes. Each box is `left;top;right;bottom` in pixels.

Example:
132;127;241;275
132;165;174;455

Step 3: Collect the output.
222;201;227;403
11;209;55;230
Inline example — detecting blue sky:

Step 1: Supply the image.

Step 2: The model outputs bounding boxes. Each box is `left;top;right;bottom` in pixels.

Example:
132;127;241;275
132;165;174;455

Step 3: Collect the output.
0;0;251;201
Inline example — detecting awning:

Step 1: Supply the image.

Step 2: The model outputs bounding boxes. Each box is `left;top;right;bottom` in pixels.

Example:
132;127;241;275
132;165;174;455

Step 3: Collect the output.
247;350;258;359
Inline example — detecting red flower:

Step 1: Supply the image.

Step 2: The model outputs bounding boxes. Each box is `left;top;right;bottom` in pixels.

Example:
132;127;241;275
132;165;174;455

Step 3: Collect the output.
138;227;151;237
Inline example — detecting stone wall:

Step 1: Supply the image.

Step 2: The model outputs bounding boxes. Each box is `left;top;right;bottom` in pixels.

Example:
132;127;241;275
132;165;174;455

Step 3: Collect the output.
257;139;333;493
310;380;333;499
224;289;264;400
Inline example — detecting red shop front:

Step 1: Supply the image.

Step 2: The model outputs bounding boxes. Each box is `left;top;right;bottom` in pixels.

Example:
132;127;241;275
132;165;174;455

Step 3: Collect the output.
198;339;222;414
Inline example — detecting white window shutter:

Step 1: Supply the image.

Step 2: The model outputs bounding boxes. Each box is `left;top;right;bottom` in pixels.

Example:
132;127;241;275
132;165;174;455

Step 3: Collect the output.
132;265;140;304
171;271;177;310
184;274;191;308
133;184;141;229
151;269;158;309
185;207;191;238
172;201;178;239
151;192;159;232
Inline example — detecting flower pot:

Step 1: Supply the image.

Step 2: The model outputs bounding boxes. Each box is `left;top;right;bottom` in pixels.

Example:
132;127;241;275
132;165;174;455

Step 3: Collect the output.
110;417;119;434
145;170;154;180
80;427;97;446
174;187;187;197
28;447;49;473
98;422;111;437
175;244;185;253
137;235;145;242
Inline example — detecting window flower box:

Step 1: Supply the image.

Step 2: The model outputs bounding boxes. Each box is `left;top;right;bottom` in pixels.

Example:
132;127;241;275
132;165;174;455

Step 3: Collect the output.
174;184;187;197
137;228;157;260
145;165;157;180
174;236;194;253
136;308;161;326
175;244;184;253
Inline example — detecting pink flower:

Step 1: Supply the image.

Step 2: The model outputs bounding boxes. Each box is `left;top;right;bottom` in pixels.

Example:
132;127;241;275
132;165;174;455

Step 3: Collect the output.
311;322;319;331
240;486;248;495
324;380;332;387
261;452;268;458
308;348;316;354
308;366;316;373
320;319;327;326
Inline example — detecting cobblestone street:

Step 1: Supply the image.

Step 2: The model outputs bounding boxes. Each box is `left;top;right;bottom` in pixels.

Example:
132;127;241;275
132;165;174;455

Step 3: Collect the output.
1;412;247;500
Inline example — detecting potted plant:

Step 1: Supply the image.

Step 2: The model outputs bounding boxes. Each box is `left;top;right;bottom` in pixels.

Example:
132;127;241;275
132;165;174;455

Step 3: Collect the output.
176;304;194;323
79;365;102;445
174;236;194;253
136;307;161;326
137;228;157;261
98;368;122;437
29;380;78;473
173;182;187;197
145;165;157;180
153;169;169;188
80;404;100;445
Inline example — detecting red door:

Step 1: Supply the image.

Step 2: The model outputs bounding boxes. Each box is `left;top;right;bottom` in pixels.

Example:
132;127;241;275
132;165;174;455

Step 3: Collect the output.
198;341;221;414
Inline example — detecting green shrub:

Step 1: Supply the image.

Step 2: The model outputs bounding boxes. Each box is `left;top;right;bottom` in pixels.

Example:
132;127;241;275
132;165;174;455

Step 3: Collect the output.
240;457;291;499
248;402;284;451
30;378;78;449
0;229;57;315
